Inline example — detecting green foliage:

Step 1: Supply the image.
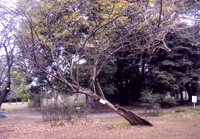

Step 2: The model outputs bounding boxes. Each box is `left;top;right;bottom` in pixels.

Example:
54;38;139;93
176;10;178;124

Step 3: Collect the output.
175;109;187;113
1;108;6;111
28;86;44;107
0;114;7;119
140;90;162;116
159;97;177;108
58;122;65;126
21;94;30;102
147;32;200;100
117;122;131;127
107;122;131;129
175;108;200;114
51;122;57;127
51;122;65;127
10;71;30;101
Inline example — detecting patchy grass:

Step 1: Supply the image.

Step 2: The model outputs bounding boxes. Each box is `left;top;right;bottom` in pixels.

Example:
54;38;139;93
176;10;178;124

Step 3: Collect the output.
51;122;65;127
175;109;187;113
2;102;28;105
1;104;200;139
0;114;7;119
175;108;200;114
1;103;28;111
107;121;131;129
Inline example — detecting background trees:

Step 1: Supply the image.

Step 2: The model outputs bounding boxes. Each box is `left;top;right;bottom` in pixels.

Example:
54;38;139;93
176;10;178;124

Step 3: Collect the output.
146;32;200;101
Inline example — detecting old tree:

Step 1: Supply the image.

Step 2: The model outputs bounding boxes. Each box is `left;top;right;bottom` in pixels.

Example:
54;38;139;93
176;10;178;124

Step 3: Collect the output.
4;0;199;125
0;1;16;108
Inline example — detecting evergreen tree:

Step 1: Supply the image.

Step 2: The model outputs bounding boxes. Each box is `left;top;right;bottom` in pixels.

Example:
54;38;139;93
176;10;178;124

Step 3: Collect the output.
147;32;200;102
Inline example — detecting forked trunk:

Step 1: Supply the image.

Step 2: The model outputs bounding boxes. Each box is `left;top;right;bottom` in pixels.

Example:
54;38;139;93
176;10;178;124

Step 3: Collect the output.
103;99;152;126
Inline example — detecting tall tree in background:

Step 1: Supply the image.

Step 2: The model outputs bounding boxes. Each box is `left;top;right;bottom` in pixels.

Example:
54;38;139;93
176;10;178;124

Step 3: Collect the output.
147;32;200;102
0;1;16;108
11;0;200;125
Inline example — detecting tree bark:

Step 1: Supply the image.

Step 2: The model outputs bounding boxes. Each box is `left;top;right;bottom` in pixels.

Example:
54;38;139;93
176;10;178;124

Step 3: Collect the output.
0;82;10;109
176;91;179;99
104;100;152;126
186;83;192;102
180;87;183;103
0;58;12;109
116;62;128;105
0;43;14;109
79;89;152;126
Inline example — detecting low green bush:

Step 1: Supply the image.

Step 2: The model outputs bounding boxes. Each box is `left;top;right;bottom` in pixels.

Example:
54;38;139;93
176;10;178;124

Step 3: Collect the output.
175;109;187;113
21;94;31;103
160;97;177;108
175;108;200;114
0;114;7;119
51;122;65;127
140;90;162;116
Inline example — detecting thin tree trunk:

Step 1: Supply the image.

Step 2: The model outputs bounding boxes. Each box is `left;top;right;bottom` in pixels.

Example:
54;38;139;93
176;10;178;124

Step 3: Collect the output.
176;91;179;99
116;62;128;105
186;83;192;102
180;87;183;103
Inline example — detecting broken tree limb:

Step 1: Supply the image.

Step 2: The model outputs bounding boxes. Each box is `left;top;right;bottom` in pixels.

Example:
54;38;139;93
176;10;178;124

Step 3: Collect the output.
98;98;152;126
115;104;153;126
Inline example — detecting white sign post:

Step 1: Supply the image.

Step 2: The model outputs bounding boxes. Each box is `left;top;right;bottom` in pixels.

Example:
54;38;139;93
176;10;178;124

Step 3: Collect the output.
192;96;197;109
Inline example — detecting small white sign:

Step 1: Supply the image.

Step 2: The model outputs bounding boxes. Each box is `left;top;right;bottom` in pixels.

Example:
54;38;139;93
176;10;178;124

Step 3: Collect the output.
99;99;106;105
192;96;197;103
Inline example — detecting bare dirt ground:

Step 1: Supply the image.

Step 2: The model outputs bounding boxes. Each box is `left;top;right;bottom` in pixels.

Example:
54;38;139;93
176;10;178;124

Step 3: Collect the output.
1;103;200;139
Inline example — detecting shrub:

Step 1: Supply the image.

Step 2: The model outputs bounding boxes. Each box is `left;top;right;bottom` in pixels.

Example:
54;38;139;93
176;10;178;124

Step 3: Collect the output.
58;122;65;126
140;90;162;116
159;97;177;108
21;94;31;103
51;122;65;127
107;122;131;129
175;109;187;113
40;103;90;122
0;114;7;119
175;108;200;113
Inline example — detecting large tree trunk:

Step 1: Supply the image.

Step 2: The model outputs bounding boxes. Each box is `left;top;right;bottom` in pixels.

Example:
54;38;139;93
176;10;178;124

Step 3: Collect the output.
0;83;10;109
79;89;152;126
0;46;13;109
103;99;152;126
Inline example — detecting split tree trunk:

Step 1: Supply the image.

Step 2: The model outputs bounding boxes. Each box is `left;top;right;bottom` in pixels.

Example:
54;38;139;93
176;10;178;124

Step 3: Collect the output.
103;99;152;126
78;89;152;126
